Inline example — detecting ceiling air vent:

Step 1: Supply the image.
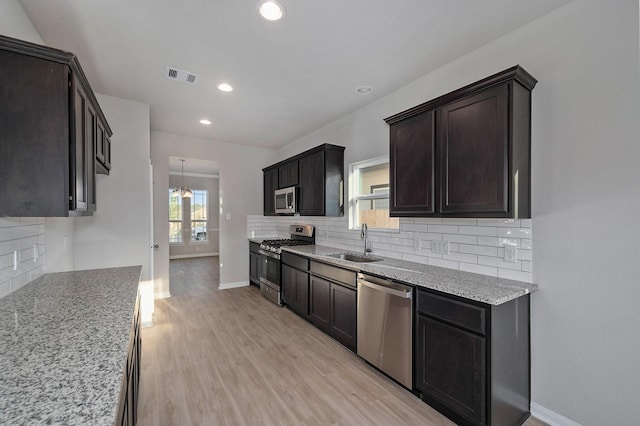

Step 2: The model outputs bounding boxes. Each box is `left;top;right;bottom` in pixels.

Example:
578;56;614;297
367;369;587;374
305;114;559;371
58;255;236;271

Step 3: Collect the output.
165;66;198;85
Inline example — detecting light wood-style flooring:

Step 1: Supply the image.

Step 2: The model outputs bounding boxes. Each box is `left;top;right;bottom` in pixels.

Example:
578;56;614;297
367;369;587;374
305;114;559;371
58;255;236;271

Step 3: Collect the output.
138;257;547;426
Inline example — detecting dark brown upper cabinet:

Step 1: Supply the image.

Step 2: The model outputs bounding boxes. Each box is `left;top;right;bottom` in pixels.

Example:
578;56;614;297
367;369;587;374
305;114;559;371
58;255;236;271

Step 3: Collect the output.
263;168;278;216
0;35;112;217
385;66;536;218
263;144;344;217
389;110;435;216
278;160;298;188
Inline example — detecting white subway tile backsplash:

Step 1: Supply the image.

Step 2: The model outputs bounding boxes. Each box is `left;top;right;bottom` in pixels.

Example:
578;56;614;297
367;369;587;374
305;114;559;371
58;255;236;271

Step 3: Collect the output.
427;224;459;234
477;218;521;227
498;269;533;282
478;255;523;270
459;262;498;277
443;252;478;264
443;234;478;244
458;244;498;257
247;214;534;283
428;258;459;269
441;218;478;225
0;217;46;299
497;228;531;238
459;226;498;236
477;236;501;247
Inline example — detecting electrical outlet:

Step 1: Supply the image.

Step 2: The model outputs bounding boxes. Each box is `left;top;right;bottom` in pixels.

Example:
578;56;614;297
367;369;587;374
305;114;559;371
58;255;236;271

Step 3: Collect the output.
504;245;518;263
431;240;449;254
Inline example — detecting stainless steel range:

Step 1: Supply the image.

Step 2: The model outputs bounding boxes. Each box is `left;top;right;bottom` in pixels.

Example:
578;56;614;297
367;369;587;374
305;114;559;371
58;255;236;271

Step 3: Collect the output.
258;224;315;305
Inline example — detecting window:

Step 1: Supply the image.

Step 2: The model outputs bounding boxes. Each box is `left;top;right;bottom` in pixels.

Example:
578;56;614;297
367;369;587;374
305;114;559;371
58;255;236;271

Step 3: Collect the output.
190;190;208;242
349;156;399;230
169;190;183;243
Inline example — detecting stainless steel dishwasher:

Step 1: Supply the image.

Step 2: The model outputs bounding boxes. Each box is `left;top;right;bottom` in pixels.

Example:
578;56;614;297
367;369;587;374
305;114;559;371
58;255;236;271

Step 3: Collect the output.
357;272;413;389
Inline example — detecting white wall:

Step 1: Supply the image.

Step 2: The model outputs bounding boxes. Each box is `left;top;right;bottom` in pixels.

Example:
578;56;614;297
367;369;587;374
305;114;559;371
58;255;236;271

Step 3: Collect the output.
0;0;43;44
73;95;152;280
276;1;640;424
151;131;276;296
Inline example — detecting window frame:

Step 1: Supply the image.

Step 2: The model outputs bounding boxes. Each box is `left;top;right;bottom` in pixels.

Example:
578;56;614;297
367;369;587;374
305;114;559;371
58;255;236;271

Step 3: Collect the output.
190;189;208;243
348;155;399;232
168;190;184;244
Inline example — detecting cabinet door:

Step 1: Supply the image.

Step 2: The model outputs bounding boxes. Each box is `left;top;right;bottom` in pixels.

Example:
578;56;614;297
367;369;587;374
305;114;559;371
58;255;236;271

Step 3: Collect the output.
390;110;435;216
278;160;299;188
438;85;509;215
415;315;486;425
96;120;105;164
299;151;325;215
85;103;97;211
104;135;111;170
282;264;295;306
293;268;309;316
309;275;331;331
330;284;357;351
249;251;259;284
263;168;278;215
72;82;91;212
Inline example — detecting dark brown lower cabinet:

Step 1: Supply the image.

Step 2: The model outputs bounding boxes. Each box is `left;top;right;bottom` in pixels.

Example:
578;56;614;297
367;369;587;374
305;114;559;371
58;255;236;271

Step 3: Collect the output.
282;264;309;317
414;289;530;426
117;292;141;426
308;274;356;351
309;275;331;331
329;283;357;351
416;315;486;424
249;242;261;286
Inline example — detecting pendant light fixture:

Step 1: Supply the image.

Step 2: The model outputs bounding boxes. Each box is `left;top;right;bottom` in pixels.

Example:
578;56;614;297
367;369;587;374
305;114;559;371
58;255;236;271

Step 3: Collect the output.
172;159;193;198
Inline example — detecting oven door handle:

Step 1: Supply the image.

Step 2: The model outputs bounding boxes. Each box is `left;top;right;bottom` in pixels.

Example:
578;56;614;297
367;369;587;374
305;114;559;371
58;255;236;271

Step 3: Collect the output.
259;249;280;260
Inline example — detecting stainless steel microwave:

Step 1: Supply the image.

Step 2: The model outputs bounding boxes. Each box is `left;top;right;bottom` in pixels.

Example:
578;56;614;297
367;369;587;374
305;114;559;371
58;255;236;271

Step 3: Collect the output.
275;186;297;214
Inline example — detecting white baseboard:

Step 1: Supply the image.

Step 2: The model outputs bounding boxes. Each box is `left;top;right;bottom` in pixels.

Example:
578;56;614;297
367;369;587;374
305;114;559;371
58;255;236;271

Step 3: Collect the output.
169;252;219;260
155;291;171;299
219;280;250;290
531;402;582;426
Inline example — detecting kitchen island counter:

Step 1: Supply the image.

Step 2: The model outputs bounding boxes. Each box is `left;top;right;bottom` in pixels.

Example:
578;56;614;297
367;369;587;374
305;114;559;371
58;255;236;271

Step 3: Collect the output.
282;245;536;305
0;266;141;425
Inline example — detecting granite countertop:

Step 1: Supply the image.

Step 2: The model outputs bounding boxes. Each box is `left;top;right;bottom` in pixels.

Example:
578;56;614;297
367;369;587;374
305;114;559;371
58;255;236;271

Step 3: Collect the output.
282;245;537;305
0;266;142;425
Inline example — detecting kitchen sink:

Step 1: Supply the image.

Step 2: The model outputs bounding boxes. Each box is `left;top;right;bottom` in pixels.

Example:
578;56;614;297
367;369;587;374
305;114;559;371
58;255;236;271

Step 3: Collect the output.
327;253;383;263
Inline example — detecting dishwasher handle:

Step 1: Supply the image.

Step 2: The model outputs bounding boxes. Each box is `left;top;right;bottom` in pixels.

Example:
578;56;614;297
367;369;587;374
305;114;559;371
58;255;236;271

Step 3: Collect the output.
357;273;413;299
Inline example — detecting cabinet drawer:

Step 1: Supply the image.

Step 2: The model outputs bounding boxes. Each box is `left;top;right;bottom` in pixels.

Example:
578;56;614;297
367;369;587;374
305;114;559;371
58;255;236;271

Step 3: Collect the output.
282;251;309;270
250;242;260;254
310;261;356;288
417;290;486;335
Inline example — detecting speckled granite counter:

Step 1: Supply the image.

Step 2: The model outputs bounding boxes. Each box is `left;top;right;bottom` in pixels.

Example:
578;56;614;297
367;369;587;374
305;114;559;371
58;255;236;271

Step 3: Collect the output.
0;266;142;425
282;245;537;305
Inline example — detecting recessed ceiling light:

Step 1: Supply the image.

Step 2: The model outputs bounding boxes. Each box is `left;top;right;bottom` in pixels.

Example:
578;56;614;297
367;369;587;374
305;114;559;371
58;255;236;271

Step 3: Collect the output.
217;83;234;92
259;1;285;21
356;86;372;95
200;119;212;125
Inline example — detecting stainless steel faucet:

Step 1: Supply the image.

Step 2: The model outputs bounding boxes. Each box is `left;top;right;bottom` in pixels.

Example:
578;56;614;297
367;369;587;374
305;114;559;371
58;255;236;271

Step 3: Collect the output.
361;223;371;254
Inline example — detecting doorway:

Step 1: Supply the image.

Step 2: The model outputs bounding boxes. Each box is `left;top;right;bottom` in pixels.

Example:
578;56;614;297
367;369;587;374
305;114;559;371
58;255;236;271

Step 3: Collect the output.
168;157;220;293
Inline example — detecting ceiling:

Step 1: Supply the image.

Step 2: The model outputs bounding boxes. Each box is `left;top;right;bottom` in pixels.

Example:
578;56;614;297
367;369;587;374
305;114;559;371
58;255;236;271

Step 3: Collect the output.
19;0;571;149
